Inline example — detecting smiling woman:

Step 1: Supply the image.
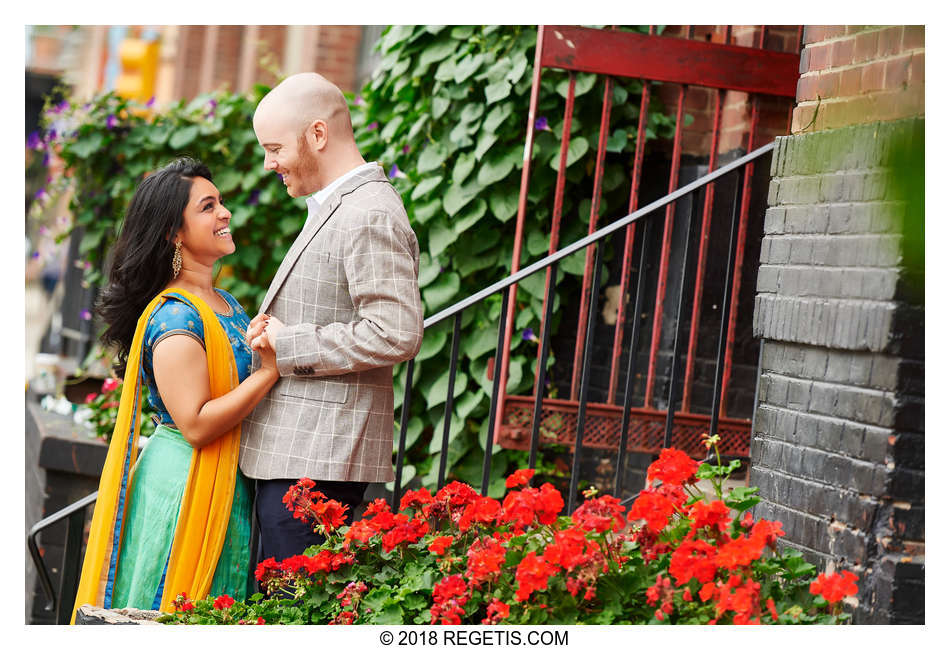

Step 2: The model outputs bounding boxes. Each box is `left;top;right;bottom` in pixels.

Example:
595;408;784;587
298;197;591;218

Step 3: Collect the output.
71;157;282;620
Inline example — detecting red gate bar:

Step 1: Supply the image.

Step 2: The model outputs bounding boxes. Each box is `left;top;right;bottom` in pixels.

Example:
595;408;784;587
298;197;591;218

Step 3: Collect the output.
681;88;725;412
719;28;766;418
606;25;656;405
643;83;686;408
533;74;577;392
494;26;547;438
539;25;798;97
570;77;614;399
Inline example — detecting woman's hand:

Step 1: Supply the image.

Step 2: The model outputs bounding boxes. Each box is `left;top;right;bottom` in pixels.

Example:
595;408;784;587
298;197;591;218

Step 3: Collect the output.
252;324;278;375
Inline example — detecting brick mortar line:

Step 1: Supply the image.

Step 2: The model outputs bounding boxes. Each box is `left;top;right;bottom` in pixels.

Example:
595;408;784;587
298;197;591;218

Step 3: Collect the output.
752;463;879;497
751;495;838;525
759;262;901;272
794;87;924;109
759;438;886;488
756;294;898;309
756;401;896;438
799;48;925;76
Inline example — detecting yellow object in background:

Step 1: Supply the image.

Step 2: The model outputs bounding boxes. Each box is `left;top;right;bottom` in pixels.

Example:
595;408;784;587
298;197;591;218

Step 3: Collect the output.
116;39;159;103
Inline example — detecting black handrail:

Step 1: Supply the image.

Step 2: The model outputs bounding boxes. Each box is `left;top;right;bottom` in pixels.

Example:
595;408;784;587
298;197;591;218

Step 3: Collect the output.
28;140;775;622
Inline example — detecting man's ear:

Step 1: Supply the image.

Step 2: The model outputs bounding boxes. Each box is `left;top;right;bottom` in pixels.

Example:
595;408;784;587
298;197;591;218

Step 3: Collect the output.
309;119;329;151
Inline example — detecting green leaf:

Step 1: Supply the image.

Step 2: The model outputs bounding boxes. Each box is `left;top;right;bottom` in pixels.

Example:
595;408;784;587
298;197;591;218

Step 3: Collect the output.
474;131;498;160
484;80;512;105
453;53;484;84
380;114;404;141
422;271;460;312
410;174;443;201
417;142;449;173
70;132;105;159
452;152;476;184
417;329;447;361
443;179;480;217
463;325;498;361
505;53;529;83
419;38;457;66
451;25;475;40
556;71;598;98
460;103;485;124
488;185;519;222
434;57;457;82
215;169;242;194
560;249;589;276
477;151;515;186
549;136;589;170
425;367;468;410
483;103;514;133
431;96;451;119
394;416;424;452
606;129;627;153
417;251;441;288
452;198;486;234
428;221;457;258
725;485;761;512
79;230;101;255
169;125;200;149
527;230;550;257
412;198;442;224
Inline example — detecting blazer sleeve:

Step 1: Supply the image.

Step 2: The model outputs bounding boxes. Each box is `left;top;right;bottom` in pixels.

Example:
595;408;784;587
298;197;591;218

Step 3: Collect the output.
273;207;424;377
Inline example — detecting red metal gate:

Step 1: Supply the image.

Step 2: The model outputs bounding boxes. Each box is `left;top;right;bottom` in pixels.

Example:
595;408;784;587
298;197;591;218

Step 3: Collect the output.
494;25;801;460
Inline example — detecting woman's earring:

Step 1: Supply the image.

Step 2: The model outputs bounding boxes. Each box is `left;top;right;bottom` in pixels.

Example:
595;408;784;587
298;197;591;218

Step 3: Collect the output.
172;241;183;278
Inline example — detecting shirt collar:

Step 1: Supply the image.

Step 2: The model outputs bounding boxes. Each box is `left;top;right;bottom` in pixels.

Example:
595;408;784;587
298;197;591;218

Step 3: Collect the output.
305;161;380;217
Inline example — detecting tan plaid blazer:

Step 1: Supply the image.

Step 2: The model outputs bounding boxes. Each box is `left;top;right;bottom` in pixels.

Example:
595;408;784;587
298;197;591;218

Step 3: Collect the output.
239;164;424;482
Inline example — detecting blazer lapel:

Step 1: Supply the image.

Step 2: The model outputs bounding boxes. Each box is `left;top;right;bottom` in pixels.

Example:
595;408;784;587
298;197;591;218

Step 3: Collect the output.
258;164;389;314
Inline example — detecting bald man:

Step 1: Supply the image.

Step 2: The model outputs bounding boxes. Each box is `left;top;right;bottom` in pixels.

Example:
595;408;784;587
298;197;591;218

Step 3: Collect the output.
243;73;423;562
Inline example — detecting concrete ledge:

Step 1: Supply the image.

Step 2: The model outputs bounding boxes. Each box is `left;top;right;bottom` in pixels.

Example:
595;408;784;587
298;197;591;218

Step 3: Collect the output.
74;604;162;625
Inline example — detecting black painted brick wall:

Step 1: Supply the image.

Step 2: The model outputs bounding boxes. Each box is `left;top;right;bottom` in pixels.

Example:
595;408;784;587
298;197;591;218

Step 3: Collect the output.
750;119;924;624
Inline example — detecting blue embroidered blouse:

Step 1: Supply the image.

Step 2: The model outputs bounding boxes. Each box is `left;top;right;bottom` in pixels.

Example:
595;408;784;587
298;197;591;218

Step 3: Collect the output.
141;289;253;426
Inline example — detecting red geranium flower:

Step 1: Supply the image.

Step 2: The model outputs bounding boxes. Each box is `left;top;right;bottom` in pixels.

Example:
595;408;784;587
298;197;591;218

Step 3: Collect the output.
400;487;434;512
505;468;535;488
514;551;559;602
669;538;718;586
628;489;676;533
571;494;626;533
380;514;429;553
809;570;858;604
715;534;765;570
343;519;377;550
749;518;785;548
213;594;235;610
254;557;281;582
458;495;501;531
465;536;507;585
689;500;732;534
647;448;699;486
482;599;510;624
428;535;455;555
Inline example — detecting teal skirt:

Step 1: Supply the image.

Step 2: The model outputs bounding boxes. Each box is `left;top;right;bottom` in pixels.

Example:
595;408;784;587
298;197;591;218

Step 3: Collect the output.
110;425;253;609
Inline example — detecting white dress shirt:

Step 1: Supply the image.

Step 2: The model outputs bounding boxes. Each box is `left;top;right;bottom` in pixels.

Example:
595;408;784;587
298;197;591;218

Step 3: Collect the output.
304;162;381;225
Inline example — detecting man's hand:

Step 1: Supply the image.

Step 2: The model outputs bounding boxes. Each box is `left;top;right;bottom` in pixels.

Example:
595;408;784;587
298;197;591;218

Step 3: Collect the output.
251;315;286;353
246;313;270;346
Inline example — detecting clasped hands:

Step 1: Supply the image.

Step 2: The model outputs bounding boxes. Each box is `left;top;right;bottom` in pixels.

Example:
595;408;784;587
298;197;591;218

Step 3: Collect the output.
246;313;286;356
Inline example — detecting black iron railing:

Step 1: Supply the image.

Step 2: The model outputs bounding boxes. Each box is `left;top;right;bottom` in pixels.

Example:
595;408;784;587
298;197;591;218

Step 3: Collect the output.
27;140;774;622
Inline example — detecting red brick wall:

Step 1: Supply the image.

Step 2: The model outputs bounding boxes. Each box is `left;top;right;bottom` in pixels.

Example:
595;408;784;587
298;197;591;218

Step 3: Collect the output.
655;26;800;158
791;26;924;132
313;26;364;93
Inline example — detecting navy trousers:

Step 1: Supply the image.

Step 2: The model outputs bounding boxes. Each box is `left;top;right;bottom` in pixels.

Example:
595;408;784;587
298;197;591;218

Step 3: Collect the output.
254;478;368;563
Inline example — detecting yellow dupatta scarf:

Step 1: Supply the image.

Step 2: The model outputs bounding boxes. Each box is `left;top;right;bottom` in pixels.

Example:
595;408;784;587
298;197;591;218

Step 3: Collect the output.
71;288;241;622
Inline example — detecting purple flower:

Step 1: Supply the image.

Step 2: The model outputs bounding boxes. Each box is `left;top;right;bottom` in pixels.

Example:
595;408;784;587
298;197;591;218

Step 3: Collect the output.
146;96;156;108
27;131;42;150
79;309;92;321
31;251;40;259
354;95;365;106
522;328;539;343
33;187;47;201
42;153;50;167
55;101;69;113
534;116;550;132
367;121;378;131
48;128;57;140
388;164;406;180
402;144;410;155
208;98;218;109
247;189;260;206
106;114;117;129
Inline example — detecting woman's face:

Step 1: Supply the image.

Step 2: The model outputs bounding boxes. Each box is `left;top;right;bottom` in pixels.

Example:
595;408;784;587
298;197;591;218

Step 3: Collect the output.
176;176;234;265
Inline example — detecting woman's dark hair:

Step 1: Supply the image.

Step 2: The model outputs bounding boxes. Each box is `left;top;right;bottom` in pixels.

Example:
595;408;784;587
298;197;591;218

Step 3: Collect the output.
96;157;212;376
